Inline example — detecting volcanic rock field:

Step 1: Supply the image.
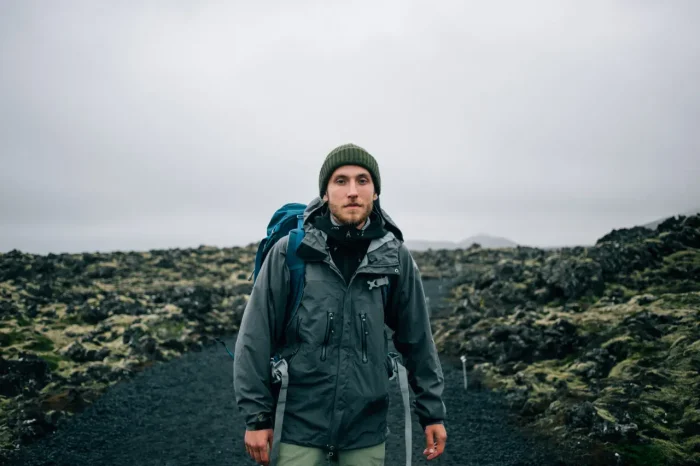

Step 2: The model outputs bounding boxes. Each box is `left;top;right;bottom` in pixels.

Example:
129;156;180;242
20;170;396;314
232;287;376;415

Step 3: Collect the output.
1;213;698;465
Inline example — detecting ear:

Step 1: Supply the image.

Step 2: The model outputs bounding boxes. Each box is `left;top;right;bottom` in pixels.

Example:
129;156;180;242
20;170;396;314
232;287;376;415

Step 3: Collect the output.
373;193;378;201
322;193;328;202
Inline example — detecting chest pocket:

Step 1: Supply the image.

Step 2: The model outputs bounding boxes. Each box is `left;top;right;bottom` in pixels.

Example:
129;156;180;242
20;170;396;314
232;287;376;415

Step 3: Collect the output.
292;262;345;352
355;274;392;364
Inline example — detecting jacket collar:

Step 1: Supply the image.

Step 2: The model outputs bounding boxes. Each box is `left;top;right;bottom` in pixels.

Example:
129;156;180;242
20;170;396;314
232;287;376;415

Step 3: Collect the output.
296;196;402;271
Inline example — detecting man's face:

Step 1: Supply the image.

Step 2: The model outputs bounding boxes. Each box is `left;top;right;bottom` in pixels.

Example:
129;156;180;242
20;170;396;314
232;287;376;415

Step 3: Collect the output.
322;165;378;228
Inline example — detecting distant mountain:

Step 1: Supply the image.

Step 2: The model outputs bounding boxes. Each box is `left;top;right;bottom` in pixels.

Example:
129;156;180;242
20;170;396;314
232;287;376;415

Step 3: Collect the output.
641;207;700;230
405;234;517;251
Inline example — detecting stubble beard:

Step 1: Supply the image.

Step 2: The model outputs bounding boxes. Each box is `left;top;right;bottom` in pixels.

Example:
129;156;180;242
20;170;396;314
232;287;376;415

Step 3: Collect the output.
329;200;373;228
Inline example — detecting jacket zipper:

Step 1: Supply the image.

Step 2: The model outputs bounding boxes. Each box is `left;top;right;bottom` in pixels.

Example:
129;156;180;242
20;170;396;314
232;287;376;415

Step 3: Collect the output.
360;313;368;363
321;311;334;361
322;252;398;450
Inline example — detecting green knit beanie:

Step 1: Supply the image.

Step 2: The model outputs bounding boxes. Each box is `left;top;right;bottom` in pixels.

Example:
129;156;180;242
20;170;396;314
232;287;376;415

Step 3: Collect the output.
318;143;381;196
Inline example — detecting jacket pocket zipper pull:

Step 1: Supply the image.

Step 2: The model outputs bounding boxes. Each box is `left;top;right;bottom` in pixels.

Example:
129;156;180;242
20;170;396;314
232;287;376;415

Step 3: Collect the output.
321;311;334;361
360;313;368;363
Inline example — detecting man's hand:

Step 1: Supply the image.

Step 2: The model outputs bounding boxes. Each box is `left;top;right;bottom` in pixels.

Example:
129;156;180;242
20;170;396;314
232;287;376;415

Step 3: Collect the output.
423;423;447;460
244;428;273;465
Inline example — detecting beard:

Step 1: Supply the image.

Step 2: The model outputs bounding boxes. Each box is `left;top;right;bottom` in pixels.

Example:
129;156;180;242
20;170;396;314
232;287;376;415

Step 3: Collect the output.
327;200;373;227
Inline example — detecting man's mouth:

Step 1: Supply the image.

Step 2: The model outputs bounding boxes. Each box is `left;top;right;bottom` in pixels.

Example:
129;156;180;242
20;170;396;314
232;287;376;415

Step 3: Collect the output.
346;204;361;208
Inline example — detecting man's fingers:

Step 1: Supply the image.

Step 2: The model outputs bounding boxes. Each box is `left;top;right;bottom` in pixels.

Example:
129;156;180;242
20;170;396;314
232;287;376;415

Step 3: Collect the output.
260;443;270;465
424;429;436;455
423;426;447;460
252;446;263;465
436;430;447;454
425;428;435;449
244;429;273;465
434;437;445;458
430;432;447;459
245;441;265;465
258;430;272;465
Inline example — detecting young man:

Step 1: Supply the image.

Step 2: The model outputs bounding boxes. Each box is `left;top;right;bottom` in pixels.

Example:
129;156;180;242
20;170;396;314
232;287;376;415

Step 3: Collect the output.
234;143;447;465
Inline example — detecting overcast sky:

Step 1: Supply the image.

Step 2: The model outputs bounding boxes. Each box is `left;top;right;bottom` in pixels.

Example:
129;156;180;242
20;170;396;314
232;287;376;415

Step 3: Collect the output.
1;1;699;255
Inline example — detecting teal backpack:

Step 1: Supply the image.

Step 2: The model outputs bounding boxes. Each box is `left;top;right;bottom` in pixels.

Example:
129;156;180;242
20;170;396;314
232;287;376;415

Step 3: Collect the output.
220;202;412;466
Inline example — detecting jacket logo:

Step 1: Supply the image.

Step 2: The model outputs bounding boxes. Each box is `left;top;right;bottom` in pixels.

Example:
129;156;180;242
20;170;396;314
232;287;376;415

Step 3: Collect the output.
367;276;389;290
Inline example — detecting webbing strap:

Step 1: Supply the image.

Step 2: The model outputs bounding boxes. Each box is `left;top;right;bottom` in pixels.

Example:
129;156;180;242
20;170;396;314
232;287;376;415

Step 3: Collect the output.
270;360;289;466
397;361;412;466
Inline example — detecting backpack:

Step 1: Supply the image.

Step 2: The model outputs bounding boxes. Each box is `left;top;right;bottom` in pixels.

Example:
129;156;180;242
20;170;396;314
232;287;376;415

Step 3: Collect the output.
221;202;412;466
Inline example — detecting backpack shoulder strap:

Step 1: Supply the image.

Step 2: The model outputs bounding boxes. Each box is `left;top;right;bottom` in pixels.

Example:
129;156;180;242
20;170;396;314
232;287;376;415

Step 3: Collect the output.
270;215;304;465
285;214;305;323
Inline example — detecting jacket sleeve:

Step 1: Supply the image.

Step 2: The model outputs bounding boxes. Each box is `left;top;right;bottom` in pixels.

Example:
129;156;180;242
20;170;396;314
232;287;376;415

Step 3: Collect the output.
233;237;290;431
387;243;447;429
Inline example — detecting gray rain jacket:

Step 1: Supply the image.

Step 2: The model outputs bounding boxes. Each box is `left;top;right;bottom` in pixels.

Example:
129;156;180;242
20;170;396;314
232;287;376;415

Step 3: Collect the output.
233;197;446;452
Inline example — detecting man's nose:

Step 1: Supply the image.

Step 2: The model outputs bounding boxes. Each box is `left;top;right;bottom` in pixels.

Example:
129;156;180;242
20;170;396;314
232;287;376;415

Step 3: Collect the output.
347;181;359;196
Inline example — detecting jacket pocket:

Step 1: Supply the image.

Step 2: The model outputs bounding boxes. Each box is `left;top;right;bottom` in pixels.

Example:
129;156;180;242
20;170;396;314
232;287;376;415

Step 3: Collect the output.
320;311;334;361
359;312;368;363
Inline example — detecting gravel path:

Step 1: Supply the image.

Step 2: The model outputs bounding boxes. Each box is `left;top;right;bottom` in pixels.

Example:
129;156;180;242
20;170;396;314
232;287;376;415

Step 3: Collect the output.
7;340;568;466
7;279;571;466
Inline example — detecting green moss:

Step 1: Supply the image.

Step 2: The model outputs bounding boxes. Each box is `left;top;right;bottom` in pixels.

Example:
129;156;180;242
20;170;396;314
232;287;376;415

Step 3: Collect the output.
687;340;700;353
684;436;700;453
668;334;689;349
659;292;700;309
650;423;684;440
609;357;641;379
648;439;689;464
618;438;688;466
664;249;700;263
602;334;634;349
153;320;186;340
37;353;65;371
681;408;700;427
605;283;637;299
63;314;83;325
646;374;699;409
560;353;579;366
0;330;23;347
24;333;55;351
51;321;68;330
15;315;31;327
594;406;618;423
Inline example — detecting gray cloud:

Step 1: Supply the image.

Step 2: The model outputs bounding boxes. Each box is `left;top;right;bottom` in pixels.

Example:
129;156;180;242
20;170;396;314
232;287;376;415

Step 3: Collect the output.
1;1;699;254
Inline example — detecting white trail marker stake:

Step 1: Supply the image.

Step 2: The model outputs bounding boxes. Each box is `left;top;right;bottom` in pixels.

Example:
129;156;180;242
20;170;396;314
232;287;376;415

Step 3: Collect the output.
460;355;468;390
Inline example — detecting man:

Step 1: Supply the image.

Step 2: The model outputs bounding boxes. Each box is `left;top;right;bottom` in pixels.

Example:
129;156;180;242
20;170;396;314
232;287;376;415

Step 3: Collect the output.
234;143;447;465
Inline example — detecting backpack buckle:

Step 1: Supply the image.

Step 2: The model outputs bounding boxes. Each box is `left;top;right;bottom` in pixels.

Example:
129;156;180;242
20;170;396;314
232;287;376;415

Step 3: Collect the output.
368;276;389;290
387;352;401;381
270;357;288;384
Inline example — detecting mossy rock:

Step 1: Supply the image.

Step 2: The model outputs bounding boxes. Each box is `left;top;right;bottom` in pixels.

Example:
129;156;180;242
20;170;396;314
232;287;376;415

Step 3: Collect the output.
37;353;66;372
659;292;700;309
15;315;32;327
617;438;689;466
0;330;23;347
24;333;54;352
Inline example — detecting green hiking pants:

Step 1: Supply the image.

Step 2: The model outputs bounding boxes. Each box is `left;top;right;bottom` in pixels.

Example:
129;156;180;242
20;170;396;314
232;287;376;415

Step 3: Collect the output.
277;441;386;466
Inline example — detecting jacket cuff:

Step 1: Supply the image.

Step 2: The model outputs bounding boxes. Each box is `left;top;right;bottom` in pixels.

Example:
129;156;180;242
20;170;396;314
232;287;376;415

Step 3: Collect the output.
246;413;273;431
419;418;444;430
